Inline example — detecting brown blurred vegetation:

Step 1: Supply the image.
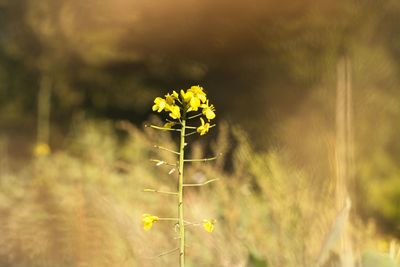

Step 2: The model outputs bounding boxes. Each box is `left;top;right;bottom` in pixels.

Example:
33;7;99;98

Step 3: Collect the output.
0;119;397;267
1;0;400;266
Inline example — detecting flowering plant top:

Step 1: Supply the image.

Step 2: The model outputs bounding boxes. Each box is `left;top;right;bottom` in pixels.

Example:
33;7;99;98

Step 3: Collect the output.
152;85;216;135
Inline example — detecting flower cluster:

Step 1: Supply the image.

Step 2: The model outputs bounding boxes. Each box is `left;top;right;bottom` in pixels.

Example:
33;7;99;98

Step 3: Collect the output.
152;85;216;135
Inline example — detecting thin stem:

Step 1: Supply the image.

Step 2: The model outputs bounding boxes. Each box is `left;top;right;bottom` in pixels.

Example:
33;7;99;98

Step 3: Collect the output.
143;189;178;196
146;124;181;132
184;222;201;227
184;155;219;162
187;113;202;120
154;145;180;155
183;178;219;187
150;159;177;167
178;114;186;267
158;217;179;221
166;118;182;125
185;131;197;137
187;124;216;129
185;126;197;129
146;247;179;259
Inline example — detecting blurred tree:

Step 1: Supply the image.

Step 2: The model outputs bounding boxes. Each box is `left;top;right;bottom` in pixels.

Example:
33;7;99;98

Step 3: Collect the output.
1;0;399;130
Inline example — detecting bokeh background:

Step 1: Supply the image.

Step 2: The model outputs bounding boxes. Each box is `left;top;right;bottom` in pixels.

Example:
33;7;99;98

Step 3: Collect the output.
1;0;400;266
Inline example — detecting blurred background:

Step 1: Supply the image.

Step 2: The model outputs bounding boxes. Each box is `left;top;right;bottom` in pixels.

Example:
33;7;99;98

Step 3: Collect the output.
1;0;400;266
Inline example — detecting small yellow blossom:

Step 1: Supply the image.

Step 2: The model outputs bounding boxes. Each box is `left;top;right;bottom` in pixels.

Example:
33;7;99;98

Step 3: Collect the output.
165;91;178;105
34;143;51;157
197;118;210;135
180;90;194;103
202;219;216;233
152;97;167;112
172;90;179;99
180;86;209;112
201;100;216;121
167;105;181;119
164;121;176;129
188;96;201;112
142;214;159;231
188;85;207;103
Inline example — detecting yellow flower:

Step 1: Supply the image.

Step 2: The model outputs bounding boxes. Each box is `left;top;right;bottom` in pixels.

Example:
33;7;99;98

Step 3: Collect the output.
164;121;176;129
188;85;207;103
197;117;210;135
152;97;167;112
165;91;179;105
34;143;51;157
201;100;216;121
180;89;194;102
202;219;216;233
172;90;179;99
188;96;201;112
142;214;159;231
181;87;206;112
167;104;181;119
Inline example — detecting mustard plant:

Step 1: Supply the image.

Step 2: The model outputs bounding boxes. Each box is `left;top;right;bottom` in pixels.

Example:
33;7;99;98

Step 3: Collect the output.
143;85;218;266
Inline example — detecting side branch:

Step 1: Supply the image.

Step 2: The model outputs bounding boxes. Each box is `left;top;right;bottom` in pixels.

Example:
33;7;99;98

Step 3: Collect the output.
145;124;181;132
187;113;202;120
186;124;216;130
154;145;180;155
185;125;197;129
184;222;201;227
158;217;179;221
146;247;179;259
144;189;179;196
150;159;177;167
183;178;219;187
185;131;197;137
185;125;217;137
184;154;220;163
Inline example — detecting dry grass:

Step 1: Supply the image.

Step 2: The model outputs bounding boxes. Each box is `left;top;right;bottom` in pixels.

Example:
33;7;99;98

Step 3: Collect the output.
0;118;397;267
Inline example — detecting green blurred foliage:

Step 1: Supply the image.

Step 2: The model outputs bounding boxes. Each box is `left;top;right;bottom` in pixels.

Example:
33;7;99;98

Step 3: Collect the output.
362;251;399;267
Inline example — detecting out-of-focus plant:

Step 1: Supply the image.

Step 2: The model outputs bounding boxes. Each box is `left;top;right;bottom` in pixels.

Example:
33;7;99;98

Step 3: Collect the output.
1;115;397;267
142;85;218;266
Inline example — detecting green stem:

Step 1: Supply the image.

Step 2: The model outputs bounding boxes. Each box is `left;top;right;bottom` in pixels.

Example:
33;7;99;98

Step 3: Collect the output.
183;178;219;187
143;189;178;195
158;217;179;221
178;114;186;267
154;145;180;155
146;124;181;132
184;155;219;162
187;113;202;120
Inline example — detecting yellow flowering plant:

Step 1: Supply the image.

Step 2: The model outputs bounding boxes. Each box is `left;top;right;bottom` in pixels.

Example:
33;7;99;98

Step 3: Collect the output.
144;85;219;267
